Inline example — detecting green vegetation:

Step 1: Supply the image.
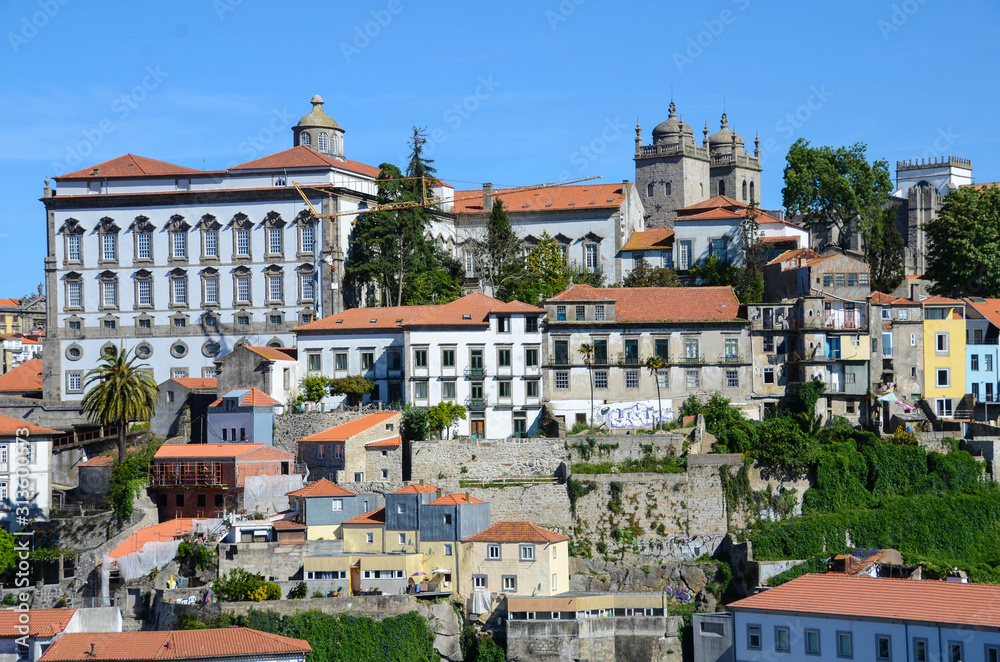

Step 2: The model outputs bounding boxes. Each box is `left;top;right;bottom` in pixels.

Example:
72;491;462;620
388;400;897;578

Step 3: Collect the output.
183;608;439;662
300;376;330;403
622;257;681;287
924;184;1000;298
461;626;505;662
567;478;597;515
108;441;161;521
287;582;308;600
571;452;685;475
212;568;270;602
427;402;467;439
177;541;216;571
328;376;375;407
402;405;429;441
767;556;830;587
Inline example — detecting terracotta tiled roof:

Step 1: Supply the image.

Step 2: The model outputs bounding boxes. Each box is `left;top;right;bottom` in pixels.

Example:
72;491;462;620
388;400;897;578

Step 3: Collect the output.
271;520;307;530
451;183;627;214
757;236;799;244
39;628;311;661
0;298;21;307
56;154;204;180
676;194;746;211
298;413;399;443
295;292;542;332
209;387;281;408
462;521;568;544
922;296;964;305
242;346;297;361
107;519;197;559
622;228;674;251
228;145;380;178
870;292;915;305
0;411;62;436
169;377;217;391
0;609;76;637
343;507;385;525
78;455;115;468
965;298;1000;328
365;436;402;449
766;248;823;266
393;482;438;495
546;284;741;323
154;443;293;461
286;478;356;498
427;493;484;505
0;358;43;393
729;573;1000;629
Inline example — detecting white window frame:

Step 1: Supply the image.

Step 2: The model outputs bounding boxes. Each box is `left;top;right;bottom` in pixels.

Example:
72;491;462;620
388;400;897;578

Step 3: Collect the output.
235;228;250;257
331;499;343;511
267;227;282;255
204;230;218;257
172;231;187;258
67;234;81;261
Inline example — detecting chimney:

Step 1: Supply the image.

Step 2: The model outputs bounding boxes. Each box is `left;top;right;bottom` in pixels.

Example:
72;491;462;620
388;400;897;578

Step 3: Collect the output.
483;183;493;212
436;488;444;499
419;478;425;486
464;492;471;503
92;167;100;176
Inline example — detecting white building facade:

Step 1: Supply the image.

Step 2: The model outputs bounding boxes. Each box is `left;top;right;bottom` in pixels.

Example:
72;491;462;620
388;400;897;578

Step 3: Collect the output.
0;415;58;532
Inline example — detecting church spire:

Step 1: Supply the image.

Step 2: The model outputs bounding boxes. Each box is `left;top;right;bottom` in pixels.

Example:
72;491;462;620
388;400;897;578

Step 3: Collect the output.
703;120;709;147
635;117;642;150
754;131;761;158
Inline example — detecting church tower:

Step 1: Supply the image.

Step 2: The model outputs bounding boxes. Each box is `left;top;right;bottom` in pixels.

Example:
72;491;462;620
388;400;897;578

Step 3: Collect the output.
292;95;346;158
706;113;762;204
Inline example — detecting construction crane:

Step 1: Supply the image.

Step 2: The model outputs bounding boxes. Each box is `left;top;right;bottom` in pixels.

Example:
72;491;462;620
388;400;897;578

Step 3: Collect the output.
291;175;602;220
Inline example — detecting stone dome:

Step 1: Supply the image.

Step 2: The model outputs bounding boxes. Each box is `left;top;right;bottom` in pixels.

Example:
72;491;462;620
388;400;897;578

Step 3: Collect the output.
297;95;340;130
652;102;696;145
708;113;744;150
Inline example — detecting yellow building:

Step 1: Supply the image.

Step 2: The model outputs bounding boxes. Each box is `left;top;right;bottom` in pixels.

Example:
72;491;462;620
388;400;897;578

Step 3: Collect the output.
460;521;570;598
923;297;967;418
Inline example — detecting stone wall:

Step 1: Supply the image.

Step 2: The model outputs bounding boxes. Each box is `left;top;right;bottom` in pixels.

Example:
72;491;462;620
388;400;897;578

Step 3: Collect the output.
272;411;357;455
506;615;682;662
412;437;567;482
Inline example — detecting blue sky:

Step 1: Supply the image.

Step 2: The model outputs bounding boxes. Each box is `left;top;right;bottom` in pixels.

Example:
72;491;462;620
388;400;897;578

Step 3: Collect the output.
1;0;997;295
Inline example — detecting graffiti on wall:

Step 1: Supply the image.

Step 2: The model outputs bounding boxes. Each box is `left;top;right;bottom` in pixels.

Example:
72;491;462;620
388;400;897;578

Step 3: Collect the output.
594;400;674;429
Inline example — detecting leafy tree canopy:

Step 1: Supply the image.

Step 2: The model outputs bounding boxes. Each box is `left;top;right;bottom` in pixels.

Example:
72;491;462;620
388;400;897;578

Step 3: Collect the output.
427;402;467;438
517;231;571;303
688;255;738;288
925;184;1000;298
81;345;158;464
622;258;680;288
108;441;162;521
328;376;375;407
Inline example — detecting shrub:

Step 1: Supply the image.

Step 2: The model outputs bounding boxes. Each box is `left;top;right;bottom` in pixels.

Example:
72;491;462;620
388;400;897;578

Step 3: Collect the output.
287;582;308;600
299;376;330;403
213;568;266;602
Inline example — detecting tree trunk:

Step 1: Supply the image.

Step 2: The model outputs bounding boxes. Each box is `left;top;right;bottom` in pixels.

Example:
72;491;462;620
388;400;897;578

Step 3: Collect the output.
654;381;663;432
117;421;127;465
589;367;595;427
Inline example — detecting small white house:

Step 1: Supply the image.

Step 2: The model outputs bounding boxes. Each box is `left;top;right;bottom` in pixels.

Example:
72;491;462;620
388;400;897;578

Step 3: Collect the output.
0;607;123;662
0;414;60;531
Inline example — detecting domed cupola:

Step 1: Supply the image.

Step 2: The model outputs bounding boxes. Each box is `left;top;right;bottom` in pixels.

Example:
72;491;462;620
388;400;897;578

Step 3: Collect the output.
652;102;683;145
293;95;345;158
708;113;745;157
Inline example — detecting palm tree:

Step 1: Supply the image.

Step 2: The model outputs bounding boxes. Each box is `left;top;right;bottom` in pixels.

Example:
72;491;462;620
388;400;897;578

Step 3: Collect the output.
81;346;159;464
578;343;595;428
645;355;667;431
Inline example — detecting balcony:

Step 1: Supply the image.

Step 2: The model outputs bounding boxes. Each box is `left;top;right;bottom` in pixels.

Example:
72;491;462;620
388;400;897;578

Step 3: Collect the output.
464;366;487;377
149;462;228;487
465;397;487;410
680;355;705;365
718;354;745;364
824;313;866;330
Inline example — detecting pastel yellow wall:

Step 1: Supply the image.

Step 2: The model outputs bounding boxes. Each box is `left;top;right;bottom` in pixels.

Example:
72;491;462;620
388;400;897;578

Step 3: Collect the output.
383;529;419;553
839;334;871;361
459;540;569;597
923;308;966;403
342;524;383;552
305;524;342;541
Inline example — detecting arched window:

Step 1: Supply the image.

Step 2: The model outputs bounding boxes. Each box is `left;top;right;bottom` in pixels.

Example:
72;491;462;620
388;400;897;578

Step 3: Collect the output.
647;182;655;197
300;132;311;147
718;180;726;197
742;180;748;200
749;182;755;202
664;182;671;196
331;133;340;155
318;132;328;152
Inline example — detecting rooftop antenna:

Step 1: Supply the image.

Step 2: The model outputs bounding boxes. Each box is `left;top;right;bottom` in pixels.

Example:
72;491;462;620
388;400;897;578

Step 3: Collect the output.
670;85;674;103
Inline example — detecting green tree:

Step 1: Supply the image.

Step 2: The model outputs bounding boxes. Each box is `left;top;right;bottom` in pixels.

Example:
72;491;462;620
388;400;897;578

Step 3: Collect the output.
735;201;765;303
328;376;375;407
518;231;571;303
753;416;817;476
0;531;16;573
865;205;905;294
688;255;738;287
213;568;266;602
108;441;161;521
300;376;330;403
925;184;1000;298
465;196;526;300
81;346;158;464
578;343;595;426
427;402;467;439
645;355;667;431
622;258;681;287
782;139;893;251
402;405;429;441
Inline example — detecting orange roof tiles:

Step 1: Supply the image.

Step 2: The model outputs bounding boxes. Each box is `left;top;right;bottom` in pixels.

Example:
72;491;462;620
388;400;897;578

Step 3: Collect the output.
39;629;311;661
298;412;399;443
209;387;281;408
295;292;542;332
676;194;746;211
965;298;1000;328
451;183;627;214
729;573;1000;629
0;358;43;393
154;443;293;461
270;520;307;530
766;248;822;266
0;609;75;637
870;292;915;305
922;296;964;305
0;298;21;307
462;521;568;544
108;519;197;559
365;436;402;449
344;507;386;525
757;236;799;244
0;411;62;436
170;377;217;391
622;227;674;251
78;455;115;468
427;493;484;505
242;346;297;362
228;145;380;178
286;478;356;498
393;482;438;495
57;154;204;180
546;284;741;323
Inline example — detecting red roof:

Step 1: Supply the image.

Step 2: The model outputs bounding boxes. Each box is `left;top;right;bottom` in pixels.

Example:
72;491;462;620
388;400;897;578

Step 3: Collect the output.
0;411;62;436
154;444;293;461
228;145;380;178
676;194;746;211
298;412;399;443
757;236;799;244
241;346;297;362
870;292;915;305
0;609;75;637
392;482;438;495
922;296;964;305
343;507;386;525
39;629;311;661
56;154;204;180
108;519;197;559
295;292;542;332
286;478;356;498
452;183;627;214
271;520;307;530
209;387;281;408
965;298;1000;328
427;493;484;506
0;358;43;393
365;436;402;449
169;377;217;391
462;521;568;544
78;455;115;468
622;227;675;251
729;573;1000;629
766;248;823;266
0;298;21;307
546;284;741;323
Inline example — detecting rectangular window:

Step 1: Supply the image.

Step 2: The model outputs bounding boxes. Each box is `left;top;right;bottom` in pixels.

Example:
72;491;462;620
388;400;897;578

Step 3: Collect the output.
775;626;790;653
437;348;454;367
334;444;343;459
685;338;700;360
914;638;928;662
474;575;487;589
366;532;374;544
361;352;374;370
985;645;999;662
235;229;250;256
679;240;692;270
331;499;343;511
139;318;151;329
937;369;950;387
585;244;598;269
137;233;151;259
593;339;608;364
172;279;187;305
497;316;511;333
67;372;82;392
747;625;762;650
300;224;314;252
502;576;517;592
882;307;892;319
575;305;586;321
102;281;117;307
102;233;116;261
936;332;949;353
498;380;512;398
726;369;739;388
805;629;820;656
267;274;283;301
835;272;846;287
972;354;980;371
235;276;250;303
526;380;539;398
823;273;834;287
625;338;639;364
710;237;727;262
836;632;852;658
442;381;456;399
137;280;152;306
104;319;116;330
172;232;187;258
989;355;995;371
552;574;558;592
415;382;428;400
307;352;322;373
686;370;700;389
204;230;218;257
301;274;315;301
204;277;219;304
655;338;669;359
949;642;963;662
725;337;739;359
334;353;347;371
525;348;538;367
593;305;605;321
174;318;186;328
498;348;511;367
488;545;500;560
444;544;453;556
625;370;639;389
876;635;891;661
594;370;608;389
555;371;568;389
554;340;569;365
520;545;534;561
525;316;539;333
657;370;668;388
398;533;407;545
859;272;870;286
413;348;428;368
661;250;673;268
847;272;858;287
556;305;566;321
67;234;81;261
267;227;282;254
